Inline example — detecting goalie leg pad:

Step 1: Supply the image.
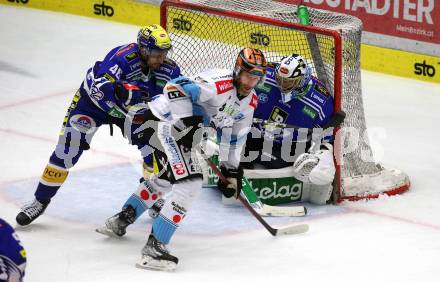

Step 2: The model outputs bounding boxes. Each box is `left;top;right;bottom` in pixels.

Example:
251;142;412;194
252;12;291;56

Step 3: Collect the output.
309;183;333;205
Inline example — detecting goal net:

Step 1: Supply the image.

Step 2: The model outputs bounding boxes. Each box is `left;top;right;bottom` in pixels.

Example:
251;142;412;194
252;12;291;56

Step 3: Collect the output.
160;0;410;202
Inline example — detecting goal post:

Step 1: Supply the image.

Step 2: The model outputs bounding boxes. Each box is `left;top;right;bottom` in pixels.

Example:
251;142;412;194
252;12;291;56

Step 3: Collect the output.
160;0;410;203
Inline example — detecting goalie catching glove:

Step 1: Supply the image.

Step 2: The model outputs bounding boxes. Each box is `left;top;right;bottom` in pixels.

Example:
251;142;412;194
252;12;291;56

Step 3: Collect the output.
217;165;243;199
293;143;335;185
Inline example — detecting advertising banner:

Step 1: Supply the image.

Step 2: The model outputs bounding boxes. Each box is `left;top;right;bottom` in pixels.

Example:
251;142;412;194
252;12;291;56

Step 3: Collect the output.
1;0;160;26
279;0;439;45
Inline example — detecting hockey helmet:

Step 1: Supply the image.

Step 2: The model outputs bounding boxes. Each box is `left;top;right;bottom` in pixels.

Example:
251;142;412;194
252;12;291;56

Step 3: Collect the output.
275;54;312;94
234;48;267;79
137;24;172;55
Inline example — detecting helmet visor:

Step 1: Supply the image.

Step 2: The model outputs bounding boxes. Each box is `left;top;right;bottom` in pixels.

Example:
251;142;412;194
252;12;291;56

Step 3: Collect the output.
276;75;302;93
141;46;170;57
238;55;266;77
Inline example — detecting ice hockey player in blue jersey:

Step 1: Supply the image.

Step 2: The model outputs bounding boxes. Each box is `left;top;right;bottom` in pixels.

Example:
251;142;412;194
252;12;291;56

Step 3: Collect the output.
243;54;336;203
16;24;181;226
0;218;26;282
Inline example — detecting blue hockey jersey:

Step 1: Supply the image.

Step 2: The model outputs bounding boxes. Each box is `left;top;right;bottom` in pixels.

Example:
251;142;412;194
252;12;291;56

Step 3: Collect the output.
0;218;26;282
253;63;334;143
81;43;181;118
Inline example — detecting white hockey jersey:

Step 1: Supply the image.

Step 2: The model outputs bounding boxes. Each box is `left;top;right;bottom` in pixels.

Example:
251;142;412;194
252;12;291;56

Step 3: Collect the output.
162;68;258;169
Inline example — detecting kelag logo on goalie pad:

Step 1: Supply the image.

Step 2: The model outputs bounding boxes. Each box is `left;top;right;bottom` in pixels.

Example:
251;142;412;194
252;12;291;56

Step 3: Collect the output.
248;178;303;205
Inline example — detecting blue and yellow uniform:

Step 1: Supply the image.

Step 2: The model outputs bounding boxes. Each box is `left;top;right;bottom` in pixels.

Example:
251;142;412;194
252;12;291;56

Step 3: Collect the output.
15;25;181;227
0;218;26;281
34;43;180;201
244;63;334;169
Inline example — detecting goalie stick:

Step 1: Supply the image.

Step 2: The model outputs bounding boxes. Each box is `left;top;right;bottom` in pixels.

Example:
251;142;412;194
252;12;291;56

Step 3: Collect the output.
205;157;309;236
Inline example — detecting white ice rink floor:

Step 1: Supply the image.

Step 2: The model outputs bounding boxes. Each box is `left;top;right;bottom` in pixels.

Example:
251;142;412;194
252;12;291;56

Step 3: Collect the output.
1;5;440;282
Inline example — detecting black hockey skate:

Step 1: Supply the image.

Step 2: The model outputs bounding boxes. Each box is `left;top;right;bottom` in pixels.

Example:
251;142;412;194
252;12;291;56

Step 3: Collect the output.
136;234;178;271
16;198;50;226
95;205;135;237
148;198;164;219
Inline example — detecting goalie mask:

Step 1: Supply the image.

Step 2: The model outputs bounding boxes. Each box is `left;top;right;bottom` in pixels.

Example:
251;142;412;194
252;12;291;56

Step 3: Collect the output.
275;54;312;95
137;25;172;71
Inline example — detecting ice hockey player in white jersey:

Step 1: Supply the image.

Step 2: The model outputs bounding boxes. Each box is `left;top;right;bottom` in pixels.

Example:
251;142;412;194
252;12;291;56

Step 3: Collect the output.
96;48;268;270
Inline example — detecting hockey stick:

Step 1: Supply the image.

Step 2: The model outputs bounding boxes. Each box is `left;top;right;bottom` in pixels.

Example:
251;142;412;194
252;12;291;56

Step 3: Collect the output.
205;157;309;236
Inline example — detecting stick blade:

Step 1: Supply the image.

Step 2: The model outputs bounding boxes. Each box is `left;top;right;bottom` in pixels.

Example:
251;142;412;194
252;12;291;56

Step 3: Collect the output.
275;223;309;236
258;205;307;217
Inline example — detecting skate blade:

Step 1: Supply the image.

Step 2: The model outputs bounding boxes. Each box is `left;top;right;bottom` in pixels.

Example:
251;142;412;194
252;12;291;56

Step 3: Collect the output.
136;256;177;271
95;226;123;238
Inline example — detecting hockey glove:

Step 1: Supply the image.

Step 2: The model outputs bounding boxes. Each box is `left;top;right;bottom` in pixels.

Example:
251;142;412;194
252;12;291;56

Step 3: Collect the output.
173;116;204;150
114;81;149;108
217;165;243;199
293;143;335;185
129;95;173;146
